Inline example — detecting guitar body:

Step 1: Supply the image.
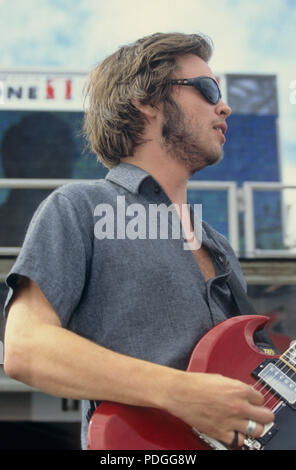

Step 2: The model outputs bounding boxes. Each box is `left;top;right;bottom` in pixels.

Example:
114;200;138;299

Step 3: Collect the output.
87;315;296;450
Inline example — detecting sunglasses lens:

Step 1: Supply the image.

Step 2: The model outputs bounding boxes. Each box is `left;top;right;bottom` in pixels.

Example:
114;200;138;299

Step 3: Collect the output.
195;78;220;104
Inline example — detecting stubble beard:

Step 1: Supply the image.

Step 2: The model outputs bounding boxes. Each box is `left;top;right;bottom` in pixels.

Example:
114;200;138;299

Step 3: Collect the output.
161;98;224;176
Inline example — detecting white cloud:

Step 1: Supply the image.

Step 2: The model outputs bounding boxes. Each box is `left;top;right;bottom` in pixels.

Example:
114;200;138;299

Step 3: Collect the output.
79;0;253;70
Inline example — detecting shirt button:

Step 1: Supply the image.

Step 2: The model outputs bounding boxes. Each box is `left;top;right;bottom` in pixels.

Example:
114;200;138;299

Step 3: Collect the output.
154;184;161;194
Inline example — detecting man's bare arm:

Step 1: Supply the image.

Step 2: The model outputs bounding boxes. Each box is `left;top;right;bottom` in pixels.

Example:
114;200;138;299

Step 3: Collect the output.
4;276;174;407
4;277;274;447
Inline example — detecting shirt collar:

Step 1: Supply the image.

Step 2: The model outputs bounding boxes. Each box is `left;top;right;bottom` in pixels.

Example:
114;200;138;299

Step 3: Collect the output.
105;162;151;194
106;162;228;261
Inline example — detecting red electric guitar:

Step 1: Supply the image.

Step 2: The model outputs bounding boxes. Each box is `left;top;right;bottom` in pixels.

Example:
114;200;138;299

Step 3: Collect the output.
87;315;296;450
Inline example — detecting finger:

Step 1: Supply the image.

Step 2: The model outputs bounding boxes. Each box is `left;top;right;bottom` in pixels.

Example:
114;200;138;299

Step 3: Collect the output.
242;420;264;439
230;417;264;440
245;386;265;406
245;419;259;437
245;403;274;426
224;430;246;449
237;431;246;448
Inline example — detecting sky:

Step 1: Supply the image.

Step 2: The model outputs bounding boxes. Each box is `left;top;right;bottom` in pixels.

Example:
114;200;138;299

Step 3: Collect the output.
0;0;295;184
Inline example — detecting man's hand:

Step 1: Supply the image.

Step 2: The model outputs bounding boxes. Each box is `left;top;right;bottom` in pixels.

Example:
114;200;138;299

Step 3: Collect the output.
164;371;274;448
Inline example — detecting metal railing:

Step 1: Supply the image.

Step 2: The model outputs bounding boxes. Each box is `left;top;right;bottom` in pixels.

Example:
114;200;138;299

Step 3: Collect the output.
243;182;296;258
0;178;97;256
0;178;240;256
187;180;239;254
1;178;296;258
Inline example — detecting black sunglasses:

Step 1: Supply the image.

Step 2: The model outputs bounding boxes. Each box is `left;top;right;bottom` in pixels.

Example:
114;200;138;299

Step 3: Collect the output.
170;76;221;104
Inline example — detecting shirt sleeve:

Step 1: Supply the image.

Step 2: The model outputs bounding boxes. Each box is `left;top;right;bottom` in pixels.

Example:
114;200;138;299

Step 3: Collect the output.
3;189;92;328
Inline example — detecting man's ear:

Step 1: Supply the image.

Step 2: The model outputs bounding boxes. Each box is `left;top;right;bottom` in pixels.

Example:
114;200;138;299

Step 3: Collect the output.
131;98;159;120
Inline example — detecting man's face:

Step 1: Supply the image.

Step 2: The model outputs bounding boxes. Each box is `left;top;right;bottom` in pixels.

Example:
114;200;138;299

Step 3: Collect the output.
160;54;231;175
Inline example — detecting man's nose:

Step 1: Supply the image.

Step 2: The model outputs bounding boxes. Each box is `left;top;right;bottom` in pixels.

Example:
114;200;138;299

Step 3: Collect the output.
215;99;232;118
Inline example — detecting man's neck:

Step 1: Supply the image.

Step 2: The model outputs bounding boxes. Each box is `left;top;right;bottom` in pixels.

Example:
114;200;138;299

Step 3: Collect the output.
123;148;203;252
123;149;190;207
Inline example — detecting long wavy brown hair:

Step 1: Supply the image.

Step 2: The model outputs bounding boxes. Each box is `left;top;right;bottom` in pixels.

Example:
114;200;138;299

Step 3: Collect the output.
83;32;213;168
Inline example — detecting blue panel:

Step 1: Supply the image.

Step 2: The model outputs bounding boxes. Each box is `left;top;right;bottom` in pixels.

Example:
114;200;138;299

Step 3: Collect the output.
187;189;229;239
189;113;281;252
190;114;280;185
0;110;108;246
0;110;108;180
253;191;284;250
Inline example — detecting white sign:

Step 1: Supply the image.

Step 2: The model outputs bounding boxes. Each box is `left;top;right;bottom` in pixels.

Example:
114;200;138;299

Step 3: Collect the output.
0;70;87;110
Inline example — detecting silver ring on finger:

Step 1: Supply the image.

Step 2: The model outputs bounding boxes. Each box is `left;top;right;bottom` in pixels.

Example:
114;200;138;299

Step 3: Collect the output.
246;419;257;436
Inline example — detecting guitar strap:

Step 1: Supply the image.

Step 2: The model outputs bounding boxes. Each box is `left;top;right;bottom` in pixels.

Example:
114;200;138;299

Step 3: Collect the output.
227;271;279;354
227;270;258;316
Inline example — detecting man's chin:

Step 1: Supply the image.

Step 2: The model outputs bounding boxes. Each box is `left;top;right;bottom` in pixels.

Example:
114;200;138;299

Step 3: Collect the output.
208;149;224;166
190;150;224;174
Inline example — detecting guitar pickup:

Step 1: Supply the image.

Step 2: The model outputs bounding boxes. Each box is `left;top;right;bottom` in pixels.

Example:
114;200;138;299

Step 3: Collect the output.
252;359;296;408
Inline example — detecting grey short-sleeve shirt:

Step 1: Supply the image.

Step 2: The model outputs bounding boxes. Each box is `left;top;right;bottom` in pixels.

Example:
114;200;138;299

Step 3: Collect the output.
3;162;247;449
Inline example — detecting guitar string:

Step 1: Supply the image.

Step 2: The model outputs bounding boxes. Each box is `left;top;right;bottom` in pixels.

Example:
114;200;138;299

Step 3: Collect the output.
252;347;296;399
251;371;282;411
263;359;296;410
252;353;293;400
250;347;296;412
252;358;288;396
216;352;293;445
211;346;295;445
244;350;296;444
254;364;289;410
247;370;288;431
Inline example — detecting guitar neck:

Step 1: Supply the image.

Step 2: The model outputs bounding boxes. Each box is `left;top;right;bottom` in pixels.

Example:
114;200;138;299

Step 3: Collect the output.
280;343;296;373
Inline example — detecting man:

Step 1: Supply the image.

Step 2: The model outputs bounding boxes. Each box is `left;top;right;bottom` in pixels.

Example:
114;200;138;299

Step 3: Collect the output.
3;32;275;450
